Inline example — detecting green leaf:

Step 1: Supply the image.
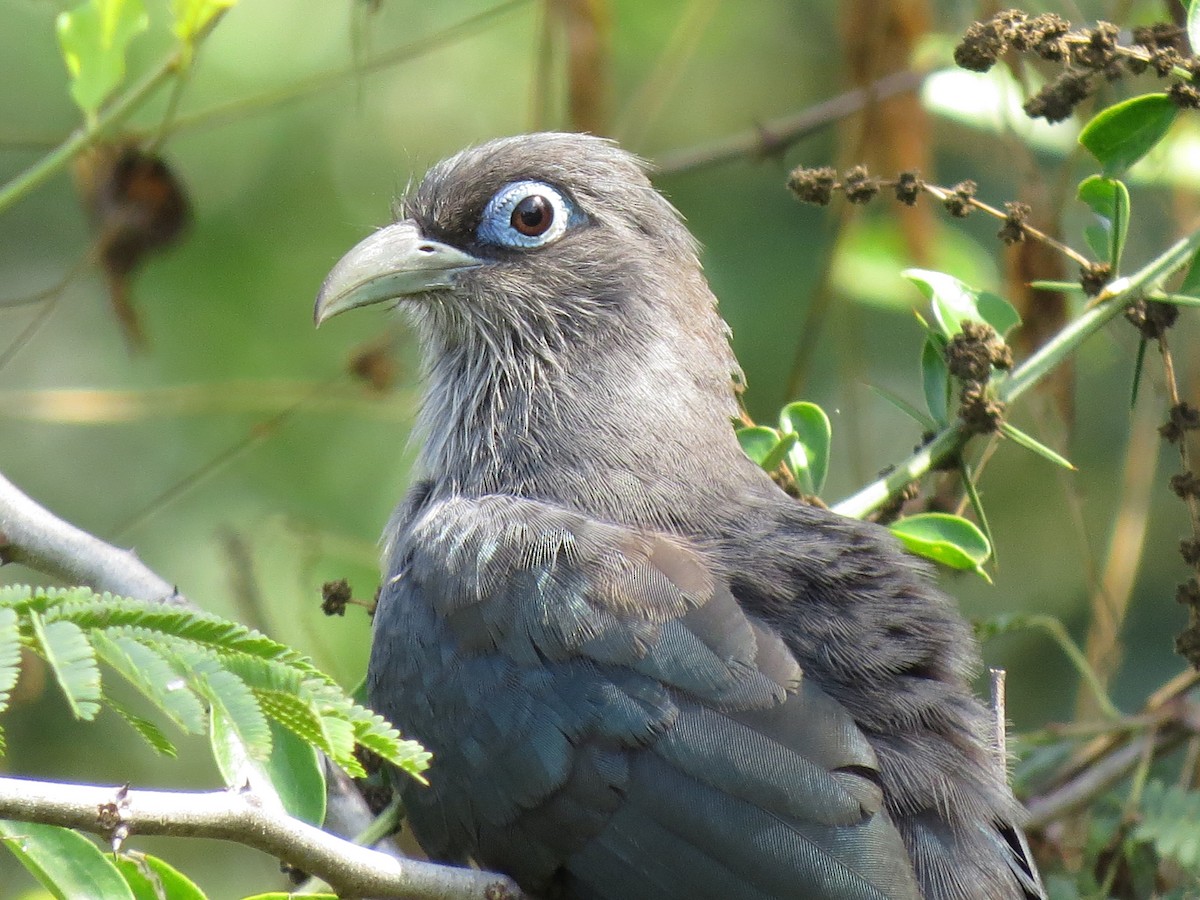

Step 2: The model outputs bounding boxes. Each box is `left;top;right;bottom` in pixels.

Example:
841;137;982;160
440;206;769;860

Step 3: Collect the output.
1136;780;1200;873
1001;422;1077;470
921;336;951;426
779;402;832;496
735;426;795;472
1079;93;1178;176
0;607;20;743
1179;243;1200;297
0;820;135;900
202;664;272;769
1077;175;1131;268
974;290;1021;338
903;269;1019;338
1157;293;1200;307
104;696;178;757
55;0;150;118
222;716;326;825
866;384;937;430
904;269;976;338
264;720;325;825
889;513;992;580
1028;280;1086;293
171;0;236;44
350;705;431;783
114;851;207;900
90;630;206;734
29;614;100;720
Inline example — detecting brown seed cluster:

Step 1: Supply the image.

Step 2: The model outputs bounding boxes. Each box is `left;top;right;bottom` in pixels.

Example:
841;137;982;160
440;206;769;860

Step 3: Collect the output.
943;181;978;218
1125;298;1180;340
1079;261;1113;297
955;10;1200;123
1160;402;1200;445
997;202;1031;244
946;321;1012;435
946;321;1013;382
959;383;1007;434
320;578;352;616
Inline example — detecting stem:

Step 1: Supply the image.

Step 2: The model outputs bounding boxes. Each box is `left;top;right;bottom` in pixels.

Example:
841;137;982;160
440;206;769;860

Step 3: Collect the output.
0;57;178;216
0;776;521;900
833;226;1200;519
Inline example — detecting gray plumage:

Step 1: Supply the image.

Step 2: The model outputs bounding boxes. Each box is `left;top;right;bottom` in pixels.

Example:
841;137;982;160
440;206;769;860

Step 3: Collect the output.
315;132;1045;900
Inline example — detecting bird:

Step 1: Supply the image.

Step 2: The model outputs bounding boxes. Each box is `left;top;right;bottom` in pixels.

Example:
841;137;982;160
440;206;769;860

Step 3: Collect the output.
314;132;1045;900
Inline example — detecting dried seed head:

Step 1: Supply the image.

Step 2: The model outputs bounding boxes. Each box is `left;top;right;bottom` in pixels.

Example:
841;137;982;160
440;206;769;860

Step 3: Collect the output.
943;180;977;218
894;171;922;206
998;201;1031;244
1024;70;1093;123
955;19;1008;72
1151;46;1182;76
959;383;1006;434
1079;261;1112;296
1132;23;1187;54
1161;402;1200;444
788;166;838;205
1125;298;1180;339
842;165;879;204
1074;22;1119;70
1169;81;1200;109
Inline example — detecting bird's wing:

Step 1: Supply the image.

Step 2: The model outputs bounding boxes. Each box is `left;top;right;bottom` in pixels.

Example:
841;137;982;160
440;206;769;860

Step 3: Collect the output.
370;494;924;900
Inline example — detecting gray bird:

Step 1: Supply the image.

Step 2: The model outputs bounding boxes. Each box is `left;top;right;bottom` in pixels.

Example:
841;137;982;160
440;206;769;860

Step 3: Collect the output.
314;132;1044;900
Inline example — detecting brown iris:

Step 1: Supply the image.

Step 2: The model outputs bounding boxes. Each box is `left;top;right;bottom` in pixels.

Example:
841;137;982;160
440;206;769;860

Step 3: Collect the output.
511;194;553;237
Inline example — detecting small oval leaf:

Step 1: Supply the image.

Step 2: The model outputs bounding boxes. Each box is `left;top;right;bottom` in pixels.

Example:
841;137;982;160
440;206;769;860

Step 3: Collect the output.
975;290;1021;338
779;402;832;496
903;269;975;338
903;269;1019;338
890;513;992;579
1077;175;1131;266
1079;93;1178;176
735;426;794;472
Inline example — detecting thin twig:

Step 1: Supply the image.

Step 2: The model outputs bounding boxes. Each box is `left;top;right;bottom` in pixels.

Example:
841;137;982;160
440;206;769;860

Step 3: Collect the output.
653;69;927;176
0;472;181;604
919;183;1092;268
0;776;522;900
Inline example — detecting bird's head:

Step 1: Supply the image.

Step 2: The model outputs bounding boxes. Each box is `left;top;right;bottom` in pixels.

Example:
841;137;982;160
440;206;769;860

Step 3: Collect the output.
316;132;733;363
315;133;745;495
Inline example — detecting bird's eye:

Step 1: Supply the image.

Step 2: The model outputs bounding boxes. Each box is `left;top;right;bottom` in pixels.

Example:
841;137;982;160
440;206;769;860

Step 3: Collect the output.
511;195;552;237
477;181;578;249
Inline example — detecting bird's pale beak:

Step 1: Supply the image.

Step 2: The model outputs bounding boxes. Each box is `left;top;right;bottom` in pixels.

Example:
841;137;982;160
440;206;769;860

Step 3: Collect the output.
313;220;481;326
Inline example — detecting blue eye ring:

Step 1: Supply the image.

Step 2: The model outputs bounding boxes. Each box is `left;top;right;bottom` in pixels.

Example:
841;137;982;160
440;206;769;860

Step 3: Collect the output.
477;181;580;249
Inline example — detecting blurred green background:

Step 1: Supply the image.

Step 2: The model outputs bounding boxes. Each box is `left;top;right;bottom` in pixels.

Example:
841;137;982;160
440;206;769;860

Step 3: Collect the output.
1;0;1197;896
